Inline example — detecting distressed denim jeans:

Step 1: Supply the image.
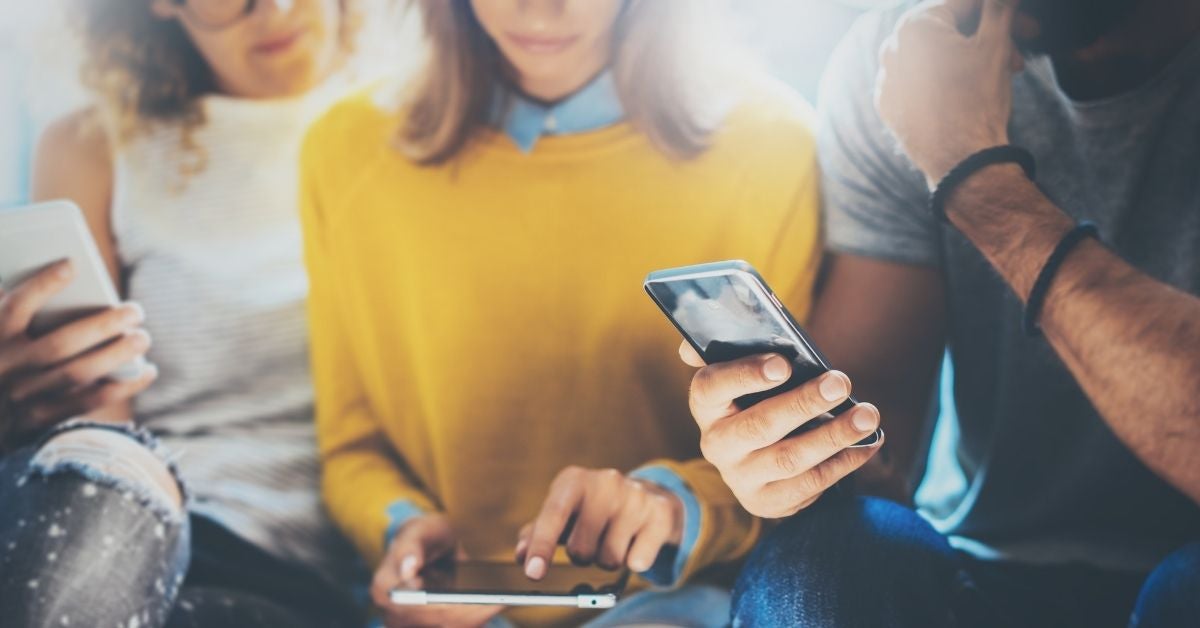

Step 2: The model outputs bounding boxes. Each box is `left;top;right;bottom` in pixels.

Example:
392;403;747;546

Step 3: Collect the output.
0;420;360;628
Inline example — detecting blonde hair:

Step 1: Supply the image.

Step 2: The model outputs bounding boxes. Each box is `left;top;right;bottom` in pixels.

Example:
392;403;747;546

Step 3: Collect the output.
401;0;739;165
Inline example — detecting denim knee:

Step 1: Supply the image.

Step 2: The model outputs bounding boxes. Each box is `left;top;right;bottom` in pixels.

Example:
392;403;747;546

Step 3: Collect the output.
0;421;191;628
1131;542;1200;628
732;495;961;628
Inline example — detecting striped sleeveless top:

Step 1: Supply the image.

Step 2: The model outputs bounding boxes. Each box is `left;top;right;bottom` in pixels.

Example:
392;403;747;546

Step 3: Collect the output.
110;88;357;585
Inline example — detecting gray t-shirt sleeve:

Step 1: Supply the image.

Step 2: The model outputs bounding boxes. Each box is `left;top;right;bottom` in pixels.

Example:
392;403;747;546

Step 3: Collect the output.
818;9;941;267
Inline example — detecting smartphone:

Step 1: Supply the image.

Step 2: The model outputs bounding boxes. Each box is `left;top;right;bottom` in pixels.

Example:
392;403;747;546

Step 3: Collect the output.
645;260;881;446
0;200;146;381
390;561;628;609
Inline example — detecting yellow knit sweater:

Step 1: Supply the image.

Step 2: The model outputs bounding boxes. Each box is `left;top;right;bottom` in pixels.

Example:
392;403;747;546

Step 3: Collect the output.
300;81;822;626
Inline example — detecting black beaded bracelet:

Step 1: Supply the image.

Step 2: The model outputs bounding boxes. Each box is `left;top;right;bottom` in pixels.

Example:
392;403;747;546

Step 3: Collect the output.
1022;221;1100;337
929;145;1037;223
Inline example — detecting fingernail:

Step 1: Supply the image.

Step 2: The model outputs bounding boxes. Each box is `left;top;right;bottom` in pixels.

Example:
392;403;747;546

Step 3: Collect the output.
852;405;878;433
128;329;152;348
145;363;159;380
630;557;650;572
401;555;419;579
525;556;546;580
121;302;145;324
55;260;74;280
763;356;790;382
819;371;849;401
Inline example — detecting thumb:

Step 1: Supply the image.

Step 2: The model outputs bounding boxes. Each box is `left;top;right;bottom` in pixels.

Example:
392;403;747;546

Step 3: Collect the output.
391;532;426;581
978;0;1019;44
391;518;455;580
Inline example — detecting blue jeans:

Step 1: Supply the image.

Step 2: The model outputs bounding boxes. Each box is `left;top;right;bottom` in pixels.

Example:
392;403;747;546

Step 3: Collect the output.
0;421;361;628
477;584;732;628
733;495;1199;628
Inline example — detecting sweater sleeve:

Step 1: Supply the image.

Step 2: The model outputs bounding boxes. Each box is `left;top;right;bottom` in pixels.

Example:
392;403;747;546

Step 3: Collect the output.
637;458;764;583
299;117;440;567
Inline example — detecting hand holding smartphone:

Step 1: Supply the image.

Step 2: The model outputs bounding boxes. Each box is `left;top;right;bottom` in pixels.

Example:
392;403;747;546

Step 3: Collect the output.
645;260;882;447
0;201;154;447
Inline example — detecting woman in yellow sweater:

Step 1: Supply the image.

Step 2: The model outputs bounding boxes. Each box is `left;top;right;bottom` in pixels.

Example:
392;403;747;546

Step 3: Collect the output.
301;0;822;625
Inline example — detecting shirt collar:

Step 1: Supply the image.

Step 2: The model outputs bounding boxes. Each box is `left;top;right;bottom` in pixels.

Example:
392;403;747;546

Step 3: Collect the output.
492;70;625;153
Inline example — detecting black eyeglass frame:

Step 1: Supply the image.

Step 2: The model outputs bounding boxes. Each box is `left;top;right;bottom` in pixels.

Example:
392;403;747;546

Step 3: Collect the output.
171;0;258;29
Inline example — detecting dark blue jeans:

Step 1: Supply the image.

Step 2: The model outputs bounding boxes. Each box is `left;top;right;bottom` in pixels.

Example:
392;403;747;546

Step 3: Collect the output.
733;495;1199;628
0;421;361;628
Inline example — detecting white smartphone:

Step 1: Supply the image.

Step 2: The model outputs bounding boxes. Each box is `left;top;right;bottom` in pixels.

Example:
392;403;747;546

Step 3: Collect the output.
390;561;627;609
0;200;146;381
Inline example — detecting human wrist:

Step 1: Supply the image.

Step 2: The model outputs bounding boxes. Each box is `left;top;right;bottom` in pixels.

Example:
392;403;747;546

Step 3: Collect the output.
944;164;1075;297
921;134;1010;188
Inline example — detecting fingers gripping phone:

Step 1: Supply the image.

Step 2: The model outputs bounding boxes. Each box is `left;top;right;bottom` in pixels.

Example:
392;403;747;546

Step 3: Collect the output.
645;260;882;447
0;201;147;381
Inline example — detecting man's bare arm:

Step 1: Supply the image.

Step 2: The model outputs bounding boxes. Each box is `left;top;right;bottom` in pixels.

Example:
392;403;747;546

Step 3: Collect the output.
946;165;1200;504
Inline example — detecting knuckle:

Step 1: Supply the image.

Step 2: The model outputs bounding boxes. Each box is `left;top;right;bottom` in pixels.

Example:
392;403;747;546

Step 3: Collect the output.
824;421;846;451
0;300;18;328
772;442;803;477
733;410;770;444
37;336;70;363
562;465;583;479
689;367;717;404
804;463;832;495
732;361;765;395
63;364;93;387
783;386;822;423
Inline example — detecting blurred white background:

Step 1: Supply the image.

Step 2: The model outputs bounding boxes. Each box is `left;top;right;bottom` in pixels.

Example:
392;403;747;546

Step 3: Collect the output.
0;0;901;208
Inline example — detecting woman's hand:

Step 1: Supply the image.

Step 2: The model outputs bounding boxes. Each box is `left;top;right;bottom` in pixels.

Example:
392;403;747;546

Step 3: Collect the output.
517;466;684;579
0;260;155;451
372;513;503;628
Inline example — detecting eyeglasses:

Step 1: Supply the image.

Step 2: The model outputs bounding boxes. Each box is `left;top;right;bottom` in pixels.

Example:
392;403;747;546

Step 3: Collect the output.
172;0;258;30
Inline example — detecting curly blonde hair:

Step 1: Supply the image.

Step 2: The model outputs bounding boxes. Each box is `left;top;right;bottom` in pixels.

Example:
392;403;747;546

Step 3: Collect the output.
69;0;362;150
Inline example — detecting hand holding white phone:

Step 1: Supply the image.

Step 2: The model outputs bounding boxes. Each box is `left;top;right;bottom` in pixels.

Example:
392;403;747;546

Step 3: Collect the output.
0;201;156;445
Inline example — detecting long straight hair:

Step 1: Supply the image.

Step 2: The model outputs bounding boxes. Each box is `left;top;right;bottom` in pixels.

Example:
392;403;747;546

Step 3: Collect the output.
400;0;739;165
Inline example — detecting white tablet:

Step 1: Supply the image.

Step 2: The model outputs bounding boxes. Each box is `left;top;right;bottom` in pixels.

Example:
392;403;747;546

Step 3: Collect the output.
0;200;146;380
390;561;628;609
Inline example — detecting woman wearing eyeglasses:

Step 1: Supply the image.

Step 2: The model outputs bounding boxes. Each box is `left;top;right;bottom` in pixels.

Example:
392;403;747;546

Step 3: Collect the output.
0;1;367;626
301;1;824;626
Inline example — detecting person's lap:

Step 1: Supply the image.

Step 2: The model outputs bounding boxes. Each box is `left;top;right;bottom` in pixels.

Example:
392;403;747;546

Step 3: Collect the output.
480;583;731;628
0;420;360;628
732;493;1199;628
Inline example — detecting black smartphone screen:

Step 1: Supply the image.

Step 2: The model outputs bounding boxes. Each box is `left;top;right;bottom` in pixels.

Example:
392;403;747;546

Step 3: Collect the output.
645;262;857;434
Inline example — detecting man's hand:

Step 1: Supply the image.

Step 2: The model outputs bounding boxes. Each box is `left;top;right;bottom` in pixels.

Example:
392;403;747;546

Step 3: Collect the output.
372;513;502;628
875;0;1023;186
681;342;883;519
518;466;684;578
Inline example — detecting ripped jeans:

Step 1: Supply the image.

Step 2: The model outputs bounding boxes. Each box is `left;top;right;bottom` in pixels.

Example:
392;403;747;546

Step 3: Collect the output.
0;421;361;628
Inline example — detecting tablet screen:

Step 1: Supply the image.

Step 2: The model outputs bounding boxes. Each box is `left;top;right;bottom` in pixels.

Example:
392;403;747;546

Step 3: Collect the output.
414;561;628;596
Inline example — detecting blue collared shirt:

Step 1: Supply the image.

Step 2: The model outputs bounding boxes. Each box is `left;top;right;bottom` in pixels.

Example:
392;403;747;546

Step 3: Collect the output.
491;71;625;153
